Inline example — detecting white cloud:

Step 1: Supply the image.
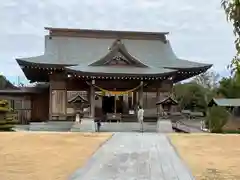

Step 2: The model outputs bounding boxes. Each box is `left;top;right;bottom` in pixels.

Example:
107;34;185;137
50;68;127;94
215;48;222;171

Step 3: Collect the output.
0;0;236;79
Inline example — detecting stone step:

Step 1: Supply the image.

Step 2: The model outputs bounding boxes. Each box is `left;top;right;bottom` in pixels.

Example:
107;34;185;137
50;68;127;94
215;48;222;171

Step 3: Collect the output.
157;119;173;133
14;125;30;131
70;122;157;132
24;120;173;133
98;122;157;132
70;119;95;132
29;122;73;132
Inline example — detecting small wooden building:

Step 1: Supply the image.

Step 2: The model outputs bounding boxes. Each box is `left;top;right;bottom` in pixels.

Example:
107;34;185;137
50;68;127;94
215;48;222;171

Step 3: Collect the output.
208;98;240;130
156;96;178;115
0;85;49;123
2;27;212;123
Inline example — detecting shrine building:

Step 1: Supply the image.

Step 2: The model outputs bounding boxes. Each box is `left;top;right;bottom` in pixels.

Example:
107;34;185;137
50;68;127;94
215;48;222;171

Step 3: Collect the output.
13;27;211;122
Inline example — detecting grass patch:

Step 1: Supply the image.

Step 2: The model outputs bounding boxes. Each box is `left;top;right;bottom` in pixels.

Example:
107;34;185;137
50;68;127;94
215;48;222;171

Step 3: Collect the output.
0;132;112;180
169;133;240;180
222;130;240;134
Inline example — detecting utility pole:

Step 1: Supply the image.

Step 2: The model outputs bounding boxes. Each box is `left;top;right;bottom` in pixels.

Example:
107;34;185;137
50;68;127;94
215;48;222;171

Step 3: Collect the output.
17;76;20;86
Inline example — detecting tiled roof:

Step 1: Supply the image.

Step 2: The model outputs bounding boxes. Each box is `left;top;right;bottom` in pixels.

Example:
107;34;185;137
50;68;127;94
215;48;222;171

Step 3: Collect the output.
17;35;211;71
208;98;240;107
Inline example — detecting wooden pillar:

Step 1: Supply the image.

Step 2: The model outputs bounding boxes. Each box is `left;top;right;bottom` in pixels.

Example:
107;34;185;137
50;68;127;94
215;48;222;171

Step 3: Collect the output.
87;90;91;117
156;87;161;118
49;83;52;120
123;94;129;113
133;92;137;108
131;92;134;108
139;81;144;107
114;95;117;114
90;80;95;119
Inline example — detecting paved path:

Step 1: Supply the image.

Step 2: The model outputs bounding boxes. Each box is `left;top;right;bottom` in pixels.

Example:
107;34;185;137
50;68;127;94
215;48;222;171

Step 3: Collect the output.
70;133;194;180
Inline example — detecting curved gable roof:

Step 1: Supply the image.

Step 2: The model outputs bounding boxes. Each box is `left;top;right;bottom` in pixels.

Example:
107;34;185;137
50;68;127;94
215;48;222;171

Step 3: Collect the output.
16;28;212;82
89;39;148;67
17;36;211;70
123;39;211;69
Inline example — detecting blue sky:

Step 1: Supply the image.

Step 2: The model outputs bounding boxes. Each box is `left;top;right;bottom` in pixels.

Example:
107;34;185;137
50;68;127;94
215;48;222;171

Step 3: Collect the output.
0;0;236;84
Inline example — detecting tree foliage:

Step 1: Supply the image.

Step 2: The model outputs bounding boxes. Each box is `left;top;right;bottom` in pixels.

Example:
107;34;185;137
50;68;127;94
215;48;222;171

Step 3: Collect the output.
192;70;220;90
0;75;16;89
0;75;7;89
173;82;208;112
222;0;240;73
217;76;240;97
206;106;229;133
173;70;220;113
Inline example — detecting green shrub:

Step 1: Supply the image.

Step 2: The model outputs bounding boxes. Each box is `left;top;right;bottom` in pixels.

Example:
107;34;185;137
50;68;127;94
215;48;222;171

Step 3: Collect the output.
0;100;17;131
206;106;229;133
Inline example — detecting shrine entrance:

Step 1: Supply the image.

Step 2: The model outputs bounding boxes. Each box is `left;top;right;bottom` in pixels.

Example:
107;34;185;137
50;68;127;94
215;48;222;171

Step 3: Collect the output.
102;96;114;114
102;96;123;114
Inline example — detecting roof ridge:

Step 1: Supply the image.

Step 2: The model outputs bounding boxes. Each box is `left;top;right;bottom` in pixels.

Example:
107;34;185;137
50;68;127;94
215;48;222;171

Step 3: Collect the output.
45;27;169;35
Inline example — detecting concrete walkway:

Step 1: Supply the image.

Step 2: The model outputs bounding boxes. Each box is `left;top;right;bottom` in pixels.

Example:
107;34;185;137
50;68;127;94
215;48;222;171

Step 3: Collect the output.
70;133;194;180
